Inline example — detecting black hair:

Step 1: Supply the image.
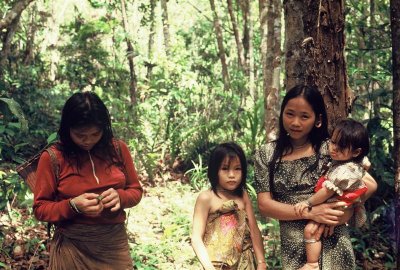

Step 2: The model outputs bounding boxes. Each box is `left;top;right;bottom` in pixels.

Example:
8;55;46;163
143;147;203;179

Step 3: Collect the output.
269;85;329;189
207;142;247;197
331;119;369;162
57;92;120;167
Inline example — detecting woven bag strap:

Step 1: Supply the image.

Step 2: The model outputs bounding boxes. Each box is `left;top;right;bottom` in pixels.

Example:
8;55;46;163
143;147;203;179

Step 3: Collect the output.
45;147;60;184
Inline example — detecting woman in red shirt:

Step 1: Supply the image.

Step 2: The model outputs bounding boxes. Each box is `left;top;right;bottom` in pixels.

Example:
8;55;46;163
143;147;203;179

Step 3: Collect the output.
33;92;143;270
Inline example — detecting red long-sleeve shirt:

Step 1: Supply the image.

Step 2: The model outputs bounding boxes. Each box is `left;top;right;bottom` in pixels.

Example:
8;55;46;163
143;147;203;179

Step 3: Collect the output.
33;140;143;225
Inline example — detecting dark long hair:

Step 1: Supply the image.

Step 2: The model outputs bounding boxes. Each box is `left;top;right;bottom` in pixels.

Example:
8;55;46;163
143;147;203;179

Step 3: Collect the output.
207;142;247;197
57;92;119;167
269;85;329;190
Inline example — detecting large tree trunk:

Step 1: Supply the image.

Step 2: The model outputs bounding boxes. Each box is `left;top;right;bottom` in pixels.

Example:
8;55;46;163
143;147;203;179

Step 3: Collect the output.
120;0;138;105
209;0;231;91
160;0;170;56
285;0;352;130
260;0;281;141
390;0;400;267
227;0;246;70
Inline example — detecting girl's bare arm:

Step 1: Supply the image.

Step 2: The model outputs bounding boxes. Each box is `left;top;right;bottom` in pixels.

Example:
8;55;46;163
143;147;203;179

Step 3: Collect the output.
191;191;215;270
243;192;267;269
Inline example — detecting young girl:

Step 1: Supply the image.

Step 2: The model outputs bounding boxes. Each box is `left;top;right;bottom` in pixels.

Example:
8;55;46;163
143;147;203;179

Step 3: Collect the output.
254;85;377;269
294;118;370;270
191;142;267;270
33;92;143;269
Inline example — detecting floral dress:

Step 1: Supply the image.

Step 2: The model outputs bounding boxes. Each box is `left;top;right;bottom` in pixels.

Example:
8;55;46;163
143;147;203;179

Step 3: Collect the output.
203;200;256;270
253;142;356;270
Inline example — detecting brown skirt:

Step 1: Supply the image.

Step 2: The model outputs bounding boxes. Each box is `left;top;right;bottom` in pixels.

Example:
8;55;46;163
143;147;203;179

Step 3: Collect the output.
48;223;133;270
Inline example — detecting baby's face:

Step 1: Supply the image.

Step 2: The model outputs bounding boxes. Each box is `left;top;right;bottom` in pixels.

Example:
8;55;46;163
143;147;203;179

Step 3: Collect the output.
328;130;358;161
328;141;354;161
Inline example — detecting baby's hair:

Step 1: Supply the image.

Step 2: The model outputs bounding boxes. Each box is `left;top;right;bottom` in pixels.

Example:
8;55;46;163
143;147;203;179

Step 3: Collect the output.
332;119;369;162
207;142;247;197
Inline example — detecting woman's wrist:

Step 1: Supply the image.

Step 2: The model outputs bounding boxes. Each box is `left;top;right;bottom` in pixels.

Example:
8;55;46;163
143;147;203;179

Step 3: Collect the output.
69;198;82;214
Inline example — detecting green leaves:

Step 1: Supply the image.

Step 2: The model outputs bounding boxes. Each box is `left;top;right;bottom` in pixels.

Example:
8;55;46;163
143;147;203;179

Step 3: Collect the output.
0;98;28;132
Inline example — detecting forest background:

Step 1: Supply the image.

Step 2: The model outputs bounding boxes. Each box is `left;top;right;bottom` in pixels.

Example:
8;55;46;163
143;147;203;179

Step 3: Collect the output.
0;0;398;269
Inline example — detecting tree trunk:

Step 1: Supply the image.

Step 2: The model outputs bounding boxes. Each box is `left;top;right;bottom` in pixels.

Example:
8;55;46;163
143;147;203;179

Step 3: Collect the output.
0;14;21;79
160;0;170;56
146;0;157;80
209;0;231;91
23;4;36;65
227;0;246;70
247;0;255;100
0;0;34;30
120;0;138;105
390;0;400;267
0;0;35;79
240;0;250;74
260;0;281;141
285;0;352;131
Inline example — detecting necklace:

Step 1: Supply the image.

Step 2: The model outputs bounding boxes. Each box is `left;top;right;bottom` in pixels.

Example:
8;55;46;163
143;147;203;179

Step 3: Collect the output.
292;141;310;150
216;187;236;196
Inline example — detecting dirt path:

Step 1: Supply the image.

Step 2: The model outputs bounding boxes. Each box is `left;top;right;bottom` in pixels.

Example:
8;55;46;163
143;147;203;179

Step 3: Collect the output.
126;181;201;269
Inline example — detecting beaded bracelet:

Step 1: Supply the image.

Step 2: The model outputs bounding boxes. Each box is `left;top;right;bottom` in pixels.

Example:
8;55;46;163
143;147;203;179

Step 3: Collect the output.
257;259;266;265
69;199;82;214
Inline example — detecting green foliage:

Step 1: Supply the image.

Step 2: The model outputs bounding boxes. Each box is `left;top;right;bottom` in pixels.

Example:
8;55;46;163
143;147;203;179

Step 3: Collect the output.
184;155;208;191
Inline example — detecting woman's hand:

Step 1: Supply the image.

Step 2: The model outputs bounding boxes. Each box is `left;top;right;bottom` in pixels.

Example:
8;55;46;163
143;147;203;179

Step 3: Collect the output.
303;201;348;225
71;193;104;216
99;188;121;212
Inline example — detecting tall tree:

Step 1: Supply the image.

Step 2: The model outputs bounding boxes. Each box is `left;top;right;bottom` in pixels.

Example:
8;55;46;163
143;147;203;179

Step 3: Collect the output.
227;0;246;70
0;0;35;79
160;0;171;56
146;0;157;79
209;0;231;91
120;0;138;105
390;0;400;266
284;0;352;130
260;0;281;140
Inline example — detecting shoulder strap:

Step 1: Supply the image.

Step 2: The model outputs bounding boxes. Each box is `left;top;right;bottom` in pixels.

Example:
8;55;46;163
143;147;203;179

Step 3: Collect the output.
43;146;60;239
45;147;60;184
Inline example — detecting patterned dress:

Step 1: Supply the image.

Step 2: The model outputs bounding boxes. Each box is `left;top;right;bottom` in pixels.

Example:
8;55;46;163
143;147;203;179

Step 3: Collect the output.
254;142;356;270
203;200;256;270
316;160;367;228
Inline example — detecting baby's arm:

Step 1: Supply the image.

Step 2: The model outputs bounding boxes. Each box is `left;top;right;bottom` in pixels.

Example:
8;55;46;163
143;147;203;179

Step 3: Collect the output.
294;187;336;216
191;191;215;270
243;191;267;270
361;172;377;203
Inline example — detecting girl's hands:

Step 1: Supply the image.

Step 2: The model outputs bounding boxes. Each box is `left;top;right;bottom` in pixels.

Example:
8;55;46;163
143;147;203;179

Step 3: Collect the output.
99;188;121;212
294;201;309;216
71;193;104;216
